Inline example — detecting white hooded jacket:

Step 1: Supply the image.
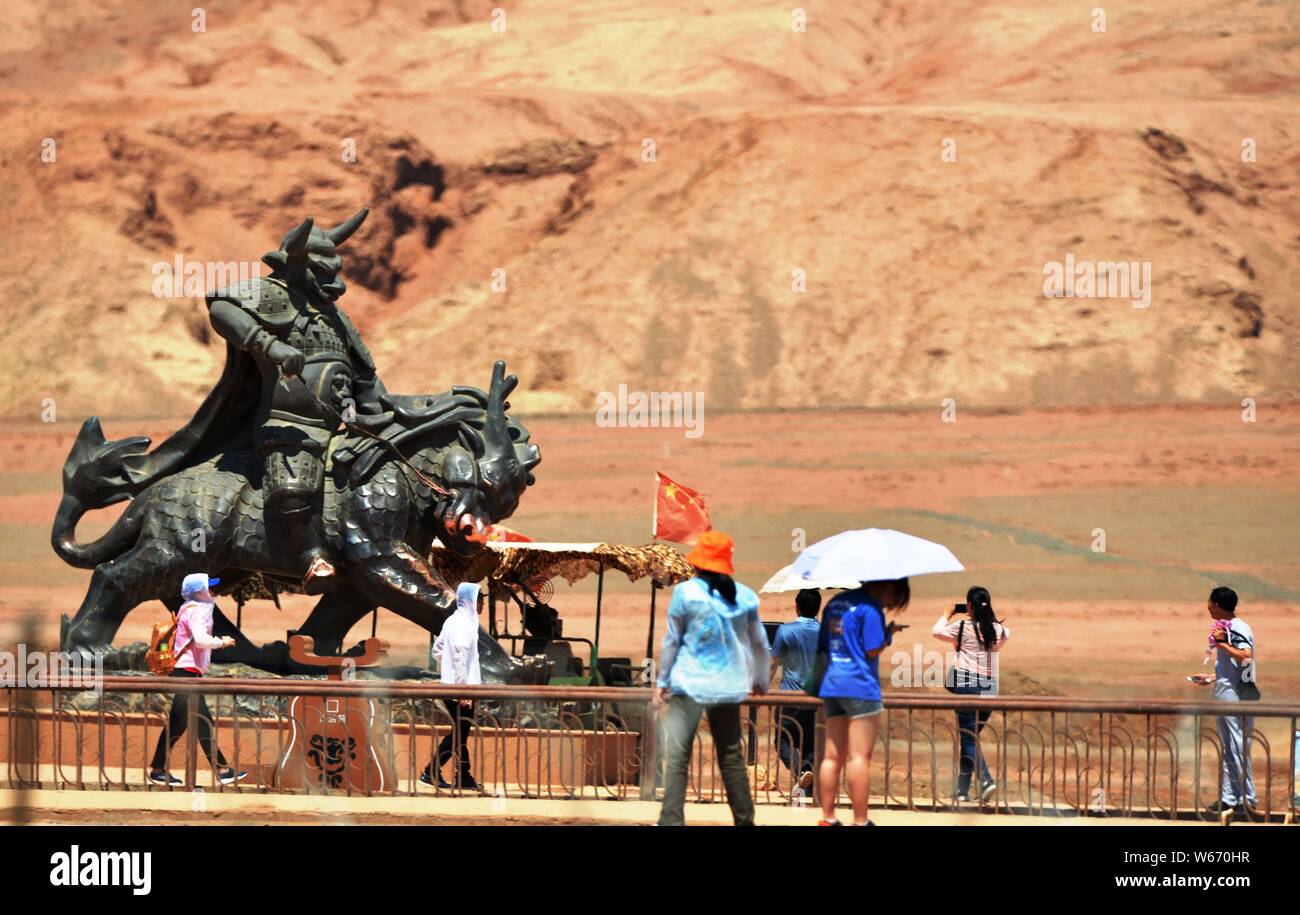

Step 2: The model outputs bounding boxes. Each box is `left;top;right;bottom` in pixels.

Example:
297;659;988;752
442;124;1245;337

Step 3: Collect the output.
435;582;482;685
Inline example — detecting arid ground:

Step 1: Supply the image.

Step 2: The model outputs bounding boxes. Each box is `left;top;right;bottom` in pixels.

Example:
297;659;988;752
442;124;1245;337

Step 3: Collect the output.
3;403;1297;705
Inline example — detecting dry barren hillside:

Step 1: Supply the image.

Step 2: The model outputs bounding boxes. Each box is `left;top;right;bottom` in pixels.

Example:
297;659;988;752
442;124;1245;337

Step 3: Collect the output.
0;0;1297;418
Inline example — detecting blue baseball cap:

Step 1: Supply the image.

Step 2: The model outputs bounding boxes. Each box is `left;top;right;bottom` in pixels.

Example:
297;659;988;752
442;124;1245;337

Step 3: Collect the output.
181;572;220;599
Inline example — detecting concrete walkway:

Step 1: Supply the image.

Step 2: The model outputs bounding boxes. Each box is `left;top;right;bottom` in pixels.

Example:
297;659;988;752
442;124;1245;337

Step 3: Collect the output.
0;787;1240;826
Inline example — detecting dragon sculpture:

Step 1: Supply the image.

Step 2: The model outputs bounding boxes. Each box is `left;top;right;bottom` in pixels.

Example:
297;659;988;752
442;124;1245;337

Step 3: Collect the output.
52;208;542;678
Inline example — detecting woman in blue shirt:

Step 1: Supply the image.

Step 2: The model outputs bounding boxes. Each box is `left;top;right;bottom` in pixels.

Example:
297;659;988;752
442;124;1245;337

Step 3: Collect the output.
815;578;908;826
655;531;771;826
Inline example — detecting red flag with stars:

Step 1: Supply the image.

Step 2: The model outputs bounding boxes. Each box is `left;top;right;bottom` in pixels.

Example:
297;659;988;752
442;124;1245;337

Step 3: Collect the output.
653;472;711;544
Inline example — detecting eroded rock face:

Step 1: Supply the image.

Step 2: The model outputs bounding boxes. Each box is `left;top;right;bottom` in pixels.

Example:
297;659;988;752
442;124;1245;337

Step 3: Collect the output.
2;1;1297;416
482;139;599;178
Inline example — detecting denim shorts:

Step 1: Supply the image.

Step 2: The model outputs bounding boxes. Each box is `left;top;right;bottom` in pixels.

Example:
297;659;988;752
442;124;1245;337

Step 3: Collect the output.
823;697;883;719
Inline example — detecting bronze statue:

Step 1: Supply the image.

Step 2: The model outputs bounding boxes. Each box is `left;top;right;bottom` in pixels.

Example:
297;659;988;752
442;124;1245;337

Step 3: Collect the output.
208;208;384;595
52;208;541;675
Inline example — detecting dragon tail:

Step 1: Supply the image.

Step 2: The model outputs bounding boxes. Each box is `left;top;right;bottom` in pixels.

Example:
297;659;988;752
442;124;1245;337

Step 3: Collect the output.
50;417;151;569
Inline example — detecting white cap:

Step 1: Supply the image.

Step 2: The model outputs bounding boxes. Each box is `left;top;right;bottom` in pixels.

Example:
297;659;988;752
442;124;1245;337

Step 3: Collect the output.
181;572;220;599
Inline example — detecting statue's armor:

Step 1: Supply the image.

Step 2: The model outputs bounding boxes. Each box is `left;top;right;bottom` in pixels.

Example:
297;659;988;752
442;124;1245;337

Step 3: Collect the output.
209;276;378;513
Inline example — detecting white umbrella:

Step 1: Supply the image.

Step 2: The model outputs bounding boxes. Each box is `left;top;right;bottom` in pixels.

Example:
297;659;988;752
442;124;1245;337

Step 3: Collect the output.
791;528;964;583
759;563;859;594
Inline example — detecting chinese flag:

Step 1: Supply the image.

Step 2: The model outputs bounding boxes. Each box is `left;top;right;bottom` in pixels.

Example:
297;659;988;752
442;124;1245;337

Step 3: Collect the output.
654;472;711;544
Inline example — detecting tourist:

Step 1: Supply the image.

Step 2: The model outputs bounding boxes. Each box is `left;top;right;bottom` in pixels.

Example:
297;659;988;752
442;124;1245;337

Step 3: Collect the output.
421;582;483;791
1190;586;1257;816
815;578;908;826
1293;728;1299;809
932;586;1010;804
148;573;246;787
1293;727;1299;809
771;588;821;791
655;531;770;826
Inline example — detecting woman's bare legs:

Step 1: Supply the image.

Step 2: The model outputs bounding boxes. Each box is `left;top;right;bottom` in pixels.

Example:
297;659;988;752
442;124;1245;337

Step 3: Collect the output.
846;714;880;824
819;715;847;821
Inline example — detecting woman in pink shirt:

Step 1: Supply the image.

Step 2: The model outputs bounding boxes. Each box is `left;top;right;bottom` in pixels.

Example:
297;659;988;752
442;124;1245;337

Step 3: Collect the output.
148;573;246;787
932;586;1010;804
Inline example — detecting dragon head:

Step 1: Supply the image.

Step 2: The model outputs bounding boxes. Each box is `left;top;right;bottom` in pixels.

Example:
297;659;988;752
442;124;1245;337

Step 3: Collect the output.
348;362;541;557
433;362;541;555
338;361;540;553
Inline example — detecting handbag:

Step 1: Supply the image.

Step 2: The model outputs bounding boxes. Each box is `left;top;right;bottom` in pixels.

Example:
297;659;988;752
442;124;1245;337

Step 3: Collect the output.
1225;625;1261;701
146;618;195;676
942;620;966;694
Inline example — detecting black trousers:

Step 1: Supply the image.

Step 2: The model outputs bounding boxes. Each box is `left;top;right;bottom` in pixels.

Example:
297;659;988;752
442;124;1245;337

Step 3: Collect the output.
424;699;475;778
149;669;229;772
774;706;817;775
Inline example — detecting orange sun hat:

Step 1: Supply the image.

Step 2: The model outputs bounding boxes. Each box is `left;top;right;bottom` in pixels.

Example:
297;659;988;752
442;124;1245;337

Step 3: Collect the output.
685;530;735;575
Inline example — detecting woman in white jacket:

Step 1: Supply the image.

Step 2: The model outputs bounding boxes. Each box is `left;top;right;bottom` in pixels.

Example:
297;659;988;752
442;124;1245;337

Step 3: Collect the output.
420;582;483;790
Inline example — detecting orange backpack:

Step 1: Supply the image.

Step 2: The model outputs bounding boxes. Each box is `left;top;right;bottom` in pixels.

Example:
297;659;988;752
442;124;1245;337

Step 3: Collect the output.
146;618;195;676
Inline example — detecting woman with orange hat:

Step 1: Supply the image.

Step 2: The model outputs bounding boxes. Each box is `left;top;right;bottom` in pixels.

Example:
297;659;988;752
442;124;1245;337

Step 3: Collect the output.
654;530;771;826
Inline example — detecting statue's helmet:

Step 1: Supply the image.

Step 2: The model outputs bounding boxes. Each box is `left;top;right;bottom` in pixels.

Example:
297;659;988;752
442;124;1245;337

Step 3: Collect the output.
262;208;368;303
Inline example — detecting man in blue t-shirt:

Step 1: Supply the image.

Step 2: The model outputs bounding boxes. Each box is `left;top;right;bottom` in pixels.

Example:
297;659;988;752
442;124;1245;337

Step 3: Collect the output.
770;589;821;786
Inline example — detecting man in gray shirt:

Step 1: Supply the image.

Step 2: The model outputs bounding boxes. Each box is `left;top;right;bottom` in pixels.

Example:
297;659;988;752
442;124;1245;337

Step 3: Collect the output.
1193;586;1257;816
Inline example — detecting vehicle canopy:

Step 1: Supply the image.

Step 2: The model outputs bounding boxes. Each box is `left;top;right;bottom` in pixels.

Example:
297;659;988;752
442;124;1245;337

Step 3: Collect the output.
428;541;693;684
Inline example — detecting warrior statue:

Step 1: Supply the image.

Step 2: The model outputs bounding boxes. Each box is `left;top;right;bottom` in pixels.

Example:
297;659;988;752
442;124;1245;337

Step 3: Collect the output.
52;207;542;676
206;207;380;594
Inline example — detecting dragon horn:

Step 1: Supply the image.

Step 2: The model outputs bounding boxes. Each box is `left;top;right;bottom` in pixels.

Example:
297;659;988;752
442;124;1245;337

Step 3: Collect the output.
486;360;518;417
325;207;369;245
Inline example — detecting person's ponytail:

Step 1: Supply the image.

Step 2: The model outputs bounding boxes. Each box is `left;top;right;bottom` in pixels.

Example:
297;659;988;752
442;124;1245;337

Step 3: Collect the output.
966;586;1001;650
698;569;737;605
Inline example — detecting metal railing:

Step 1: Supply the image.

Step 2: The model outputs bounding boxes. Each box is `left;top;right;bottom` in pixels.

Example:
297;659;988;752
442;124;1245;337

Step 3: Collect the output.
795;694;1300;822
4;678;1298;822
